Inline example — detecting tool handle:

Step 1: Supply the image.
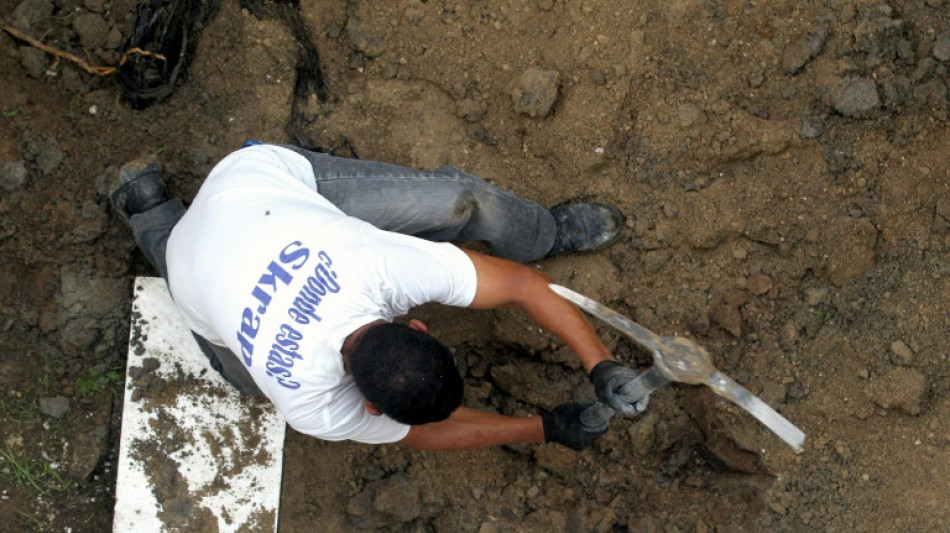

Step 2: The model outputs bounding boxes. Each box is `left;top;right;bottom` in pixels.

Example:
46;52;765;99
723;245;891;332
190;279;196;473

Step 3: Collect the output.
580;366;672;431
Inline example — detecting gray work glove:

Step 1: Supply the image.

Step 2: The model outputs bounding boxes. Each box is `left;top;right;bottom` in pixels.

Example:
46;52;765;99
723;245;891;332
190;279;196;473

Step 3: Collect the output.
542;402;607;451
589;360;643;416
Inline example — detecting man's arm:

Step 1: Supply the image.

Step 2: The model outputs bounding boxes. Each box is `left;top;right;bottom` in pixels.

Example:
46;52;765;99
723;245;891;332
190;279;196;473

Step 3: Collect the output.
400;407;544;450
461;249;613;372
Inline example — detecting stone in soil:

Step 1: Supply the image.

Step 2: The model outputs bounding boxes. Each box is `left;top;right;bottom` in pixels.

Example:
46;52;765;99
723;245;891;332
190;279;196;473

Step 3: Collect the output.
508;68;560;118
829;77;880;118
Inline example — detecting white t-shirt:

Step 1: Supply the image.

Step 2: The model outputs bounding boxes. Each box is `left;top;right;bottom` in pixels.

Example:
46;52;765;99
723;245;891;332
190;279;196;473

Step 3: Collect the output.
166;145;478;444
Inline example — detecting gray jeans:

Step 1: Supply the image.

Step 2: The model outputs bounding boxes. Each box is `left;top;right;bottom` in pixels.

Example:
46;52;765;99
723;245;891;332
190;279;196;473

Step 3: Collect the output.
128;145;558;394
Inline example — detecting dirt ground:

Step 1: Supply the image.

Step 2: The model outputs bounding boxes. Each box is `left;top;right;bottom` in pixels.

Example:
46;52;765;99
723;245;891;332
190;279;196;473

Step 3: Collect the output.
1;0;949;531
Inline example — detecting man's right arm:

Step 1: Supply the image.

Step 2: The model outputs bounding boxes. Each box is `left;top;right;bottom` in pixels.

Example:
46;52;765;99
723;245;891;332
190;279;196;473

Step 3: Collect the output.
399;405;605;451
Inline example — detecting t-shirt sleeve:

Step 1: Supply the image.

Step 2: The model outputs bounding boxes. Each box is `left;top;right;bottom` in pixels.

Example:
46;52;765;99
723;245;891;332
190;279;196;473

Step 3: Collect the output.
368;233;478;315
281;379;411;444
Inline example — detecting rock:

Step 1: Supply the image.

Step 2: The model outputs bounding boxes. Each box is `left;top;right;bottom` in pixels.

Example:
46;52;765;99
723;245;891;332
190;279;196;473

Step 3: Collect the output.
935;30;950;62
73;12;110;50
800;115;824;139
782;29;829;74
39;396;70;418
889;340;915;366
746;273;773;295
70;426;108;481
682;388;763;473
10;0;54;32
868;367;929;415
508;68;560;117
18;46;47;79
0;160;28;191
830;77;880;118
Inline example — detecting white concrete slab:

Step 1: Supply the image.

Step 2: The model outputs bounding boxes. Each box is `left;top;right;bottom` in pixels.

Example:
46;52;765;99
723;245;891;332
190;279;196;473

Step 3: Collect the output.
114;277;285;532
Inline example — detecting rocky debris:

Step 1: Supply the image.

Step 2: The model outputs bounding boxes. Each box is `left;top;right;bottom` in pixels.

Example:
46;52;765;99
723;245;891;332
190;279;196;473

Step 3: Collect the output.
508;68;560;118
0;160;28;191
39;396;70;418
782;30;829;74
9;0;53;32
346;475;421;528
823;217;877;286
852;2;907;65
22;136;65;176
889;340;915;366
867;367;929;415
935;30;950;62
347;18;388;58
829;77;880;118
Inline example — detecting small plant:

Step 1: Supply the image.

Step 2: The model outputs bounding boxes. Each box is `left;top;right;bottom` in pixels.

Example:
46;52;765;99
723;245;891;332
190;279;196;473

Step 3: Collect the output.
73;370;105;398
0;446;72;497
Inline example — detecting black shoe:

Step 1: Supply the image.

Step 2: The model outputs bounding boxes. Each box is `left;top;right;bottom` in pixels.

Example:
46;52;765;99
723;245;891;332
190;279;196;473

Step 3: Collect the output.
110;155;169;225
547;203;624;257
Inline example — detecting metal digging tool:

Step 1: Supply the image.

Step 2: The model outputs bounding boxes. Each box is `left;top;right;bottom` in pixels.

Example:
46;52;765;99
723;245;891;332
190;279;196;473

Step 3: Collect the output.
549;284;806;451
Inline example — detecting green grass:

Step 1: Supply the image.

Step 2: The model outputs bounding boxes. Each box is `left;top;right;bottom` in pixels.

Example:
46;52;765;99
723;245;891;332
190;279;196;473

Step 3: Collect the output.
0;446;72;497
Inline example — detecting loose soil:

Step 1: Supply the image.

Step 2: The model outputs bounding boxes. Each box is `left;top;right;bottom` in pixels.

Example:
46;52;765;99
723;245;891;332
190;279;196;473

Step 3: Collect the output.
1;0;949;531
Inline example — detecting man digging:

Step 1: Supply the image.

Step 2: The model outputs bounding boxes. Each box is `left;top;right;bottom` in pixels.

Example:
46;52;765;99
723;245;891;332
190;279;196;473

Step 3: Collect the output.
111;142;644;450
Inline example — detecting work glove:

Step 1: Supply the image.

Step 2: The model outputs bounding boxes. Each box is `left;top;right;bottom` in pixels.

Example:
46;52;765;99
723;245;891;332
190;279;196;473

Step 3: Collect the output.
589;360;645;416
541;402;607;451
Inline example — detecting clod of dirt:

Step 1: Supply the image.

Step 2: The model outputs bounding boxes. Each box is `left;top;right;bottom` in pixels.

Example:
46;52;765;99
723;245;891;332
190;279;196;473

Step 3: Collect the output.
508;68;560;118
72;13;110;50
346;18;388;58
823;217;877;286
782;29;829;74
746;273;774;296
889;339;915;366
867;367;930;415
829;77;881;118
346;475;421;528
9;0;53;32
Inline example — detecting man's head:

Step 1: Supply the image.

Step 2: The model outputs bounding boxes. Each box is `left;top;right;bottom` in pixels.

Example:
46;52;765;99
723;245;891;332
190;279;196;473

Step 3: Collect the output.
348;322;463;425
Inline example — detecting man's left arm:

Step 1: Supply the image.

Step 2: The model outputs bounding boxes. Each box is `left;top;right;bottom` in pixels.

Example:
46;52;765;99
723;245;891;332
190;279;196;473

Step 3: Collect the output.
462;249;613;372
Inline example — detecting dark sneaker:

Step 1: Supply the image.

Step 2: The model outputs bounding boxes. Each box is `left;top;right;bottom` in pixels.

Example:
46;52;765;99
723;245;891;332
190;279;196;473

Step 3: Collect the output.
547;204;624;257
110;155;168;225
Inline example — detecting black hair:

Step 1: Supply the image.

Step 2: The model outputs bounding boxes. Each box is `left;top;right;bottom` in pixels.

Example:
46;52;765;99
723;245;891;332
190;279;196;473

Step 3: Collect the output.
349;322;463;425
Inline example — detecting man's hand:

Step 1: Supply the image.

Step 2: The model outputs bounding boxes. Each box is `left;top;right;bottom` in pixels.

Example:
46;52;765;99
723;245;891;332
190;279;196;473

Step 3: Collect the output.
541;402;607;451
589;360;642;416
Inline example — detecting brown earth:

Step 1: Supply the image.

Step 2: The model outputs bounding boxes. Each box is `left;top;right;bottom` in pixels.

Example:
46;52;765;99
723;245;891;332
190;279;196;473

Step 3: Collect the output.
1;0;949;531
